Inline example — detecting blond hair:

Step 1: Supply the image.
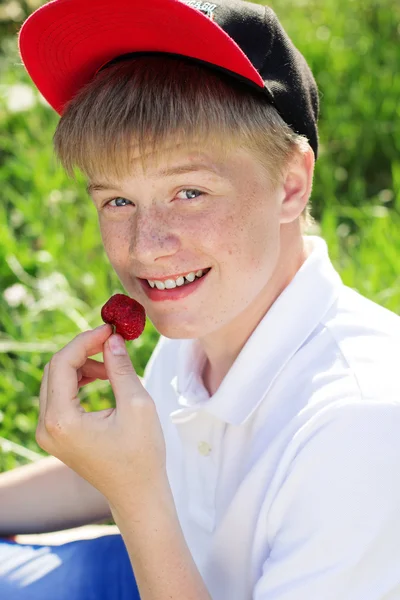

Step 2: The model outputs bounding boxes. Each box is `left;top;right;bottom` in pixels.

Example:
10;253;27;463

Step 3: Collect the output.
53;56;314;230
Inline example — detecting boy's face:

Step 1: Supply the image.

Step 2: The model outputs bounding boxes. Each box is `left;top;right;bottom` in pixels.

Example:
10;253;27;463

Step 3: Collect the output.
89;143;299;340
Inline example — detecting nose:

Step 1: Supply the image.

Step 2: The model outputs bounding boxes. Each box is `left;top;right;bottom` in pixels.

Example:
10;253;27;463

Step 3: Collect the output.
130;206;181;264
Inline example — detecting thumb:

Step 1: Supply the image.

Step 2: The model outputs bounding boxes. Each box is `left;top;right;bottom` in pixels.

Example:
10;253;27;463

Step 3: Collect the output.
104;334;145;404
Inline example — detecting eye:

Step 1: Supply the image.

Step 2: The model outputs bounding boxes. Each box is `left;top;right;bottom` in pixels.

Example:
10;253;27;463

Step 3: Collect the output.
176;189;203;201
107;197;133;208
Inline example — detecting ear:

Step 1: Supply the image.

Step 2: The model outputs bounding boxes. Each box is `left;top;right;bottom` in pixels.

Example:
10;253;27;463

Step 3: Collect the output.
279;146;315;224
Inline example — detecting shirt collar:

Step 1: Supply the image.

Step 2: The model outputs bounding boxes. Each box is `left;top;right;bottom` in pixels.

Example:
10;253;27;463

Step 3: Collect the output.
170;236;343;425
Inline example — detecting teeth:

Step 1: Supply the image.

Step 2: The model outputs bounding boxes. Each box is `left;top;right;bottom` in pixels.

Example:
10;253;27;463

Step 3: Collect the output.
147;269;209;289
164;279;177;289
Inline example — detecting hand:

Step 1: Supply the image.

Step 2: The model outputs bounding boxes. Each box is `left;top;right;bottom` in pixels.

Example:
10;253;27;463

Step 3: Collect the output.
36;324;167;509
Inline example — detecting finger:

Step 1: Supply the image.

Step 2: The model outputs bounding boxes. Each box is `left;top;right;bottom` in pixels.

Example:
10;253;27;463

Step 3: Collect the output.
77;358;108;387
103;333;149;408
39;359;106;420
46;324;112;418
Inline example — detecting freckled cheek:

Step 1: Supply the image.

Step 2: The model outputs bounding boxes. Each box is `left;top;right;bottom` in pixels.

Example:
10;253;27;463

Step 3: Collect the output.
248;224;280;275
215;213;255;258
182;211;245;265
99;223;131;268
163;211;224;248
193;218;237;261
223;216;276;274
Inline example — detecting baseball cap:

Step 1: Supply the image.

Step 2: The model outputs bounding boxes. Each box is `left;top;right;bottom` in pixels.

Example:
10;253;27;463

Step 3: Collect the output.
18;0;320;158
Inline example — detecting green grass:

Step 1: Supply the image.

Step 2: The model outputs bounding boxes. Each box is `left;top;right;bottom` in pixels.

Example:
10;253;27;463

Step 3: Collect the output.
0;0;399;471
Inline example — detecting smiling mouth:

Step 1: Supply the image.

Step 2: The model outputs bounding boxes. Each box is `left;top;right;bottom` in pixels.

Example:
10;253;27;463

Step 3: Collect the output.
143;268;211;290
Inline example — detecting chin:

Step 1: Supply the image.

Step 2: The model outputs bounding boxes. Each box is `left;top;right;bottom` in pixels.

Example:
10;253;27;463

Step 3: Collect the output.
149;316;205;340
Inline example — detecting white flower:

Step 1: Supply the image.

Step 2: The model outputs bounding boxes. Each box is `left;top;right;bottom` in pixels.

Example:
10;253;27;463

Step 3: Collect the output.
3;283;34;307
0;84;36;112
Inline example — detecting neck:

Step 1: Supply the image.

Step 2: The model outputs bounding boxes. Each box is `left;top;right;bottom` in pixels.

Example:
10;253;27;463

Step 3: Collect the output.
200;228;312;396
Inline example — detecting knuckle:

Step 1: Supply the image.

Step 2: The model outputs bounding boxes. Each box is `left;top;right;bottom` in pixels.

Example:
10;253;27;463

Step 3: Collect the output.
113;362;133;378
133;394;157;414
35;426;48;450
44;414;65;436
49;353;62;369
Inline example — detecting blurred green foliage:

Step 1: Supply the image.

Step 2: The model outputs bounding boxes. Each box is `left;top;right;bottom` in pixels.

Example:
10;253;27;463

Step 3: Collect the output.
0;0;399;471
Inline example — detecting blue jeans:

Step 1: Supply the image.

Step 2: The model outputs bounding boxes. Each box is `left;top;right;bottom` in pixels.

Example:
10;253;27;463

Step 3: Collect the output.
0;535;140;599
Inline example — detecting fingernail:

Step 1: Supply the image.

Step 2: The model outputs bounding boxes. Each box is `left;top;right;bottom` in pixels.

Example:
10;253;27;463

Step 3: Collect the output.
108;334;127;356
95;324;109;332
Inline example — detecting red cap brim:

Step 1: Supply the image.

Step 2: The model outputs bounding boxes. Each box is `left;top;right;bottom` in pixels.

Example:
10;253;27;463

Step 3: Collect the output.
19;0;264;115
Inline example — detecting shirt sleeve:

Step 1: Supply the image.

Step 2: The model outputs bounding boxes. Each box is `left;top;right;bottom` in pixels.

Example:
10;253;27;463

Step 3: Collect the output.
253;402;400;600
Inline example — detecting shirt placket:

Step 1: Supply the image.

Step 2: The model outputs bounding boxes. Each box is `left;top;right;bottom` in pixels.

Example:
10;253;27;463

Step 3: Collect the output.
171;408;225;532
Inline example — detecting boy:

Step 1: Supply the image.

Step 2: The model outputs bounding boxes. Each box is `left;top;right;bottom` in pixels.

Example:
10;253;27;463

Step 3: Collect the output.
1;0;400;598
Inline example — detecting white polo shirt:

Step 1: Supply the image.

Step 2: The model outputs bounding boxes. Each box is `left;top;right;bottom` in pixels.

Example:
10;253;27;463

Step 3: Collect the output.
143;235;400;600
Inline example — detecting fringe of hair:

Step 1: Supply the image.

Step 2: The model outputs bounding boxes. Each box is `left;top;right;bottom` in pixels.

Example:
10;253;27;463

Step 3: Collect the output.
53;56;314;230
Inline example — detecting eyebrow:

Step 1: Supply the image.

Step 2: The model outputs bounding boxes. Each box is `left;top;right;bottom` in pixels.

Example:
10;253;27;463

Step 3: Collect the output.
86;163;220;196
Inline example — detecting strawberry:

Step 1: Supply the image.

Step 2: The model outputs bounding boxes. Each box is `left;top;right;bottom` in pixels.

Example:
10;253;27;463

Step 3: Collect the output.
101;294;146;340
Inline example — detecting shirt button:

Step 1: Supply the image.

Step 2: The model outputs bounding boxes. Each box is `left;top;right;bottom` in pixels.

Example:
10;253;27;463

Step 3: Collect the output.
198;441;212;456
